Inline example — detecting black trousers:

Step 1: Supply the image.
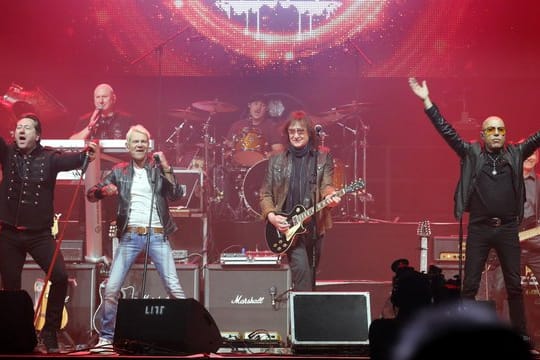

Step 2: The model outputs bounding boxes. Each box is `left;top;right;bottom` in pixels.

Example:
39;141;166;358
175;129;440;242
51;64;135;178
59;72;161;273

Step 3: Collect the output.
461;221;527;335
287;233;324;291
0;226;68;333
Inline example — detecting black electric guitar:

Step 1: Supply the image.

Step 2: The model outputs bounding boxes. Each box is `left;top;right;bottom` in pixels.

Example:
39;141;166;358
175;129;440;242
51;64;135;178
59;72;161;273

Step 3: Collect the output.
265;179;365;254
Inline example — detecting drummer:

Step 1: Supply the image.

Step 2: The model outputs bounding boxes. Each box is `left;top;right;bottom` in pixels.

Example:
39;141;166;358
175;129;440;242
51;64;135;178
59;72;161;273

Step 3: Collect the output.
224;93;284;167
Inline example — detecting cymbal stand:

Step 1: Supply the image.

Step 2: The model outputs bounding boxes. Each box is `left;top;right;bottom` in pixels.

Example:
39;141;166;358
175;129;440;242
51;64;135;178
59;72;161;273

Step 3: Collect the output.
336;115;371;222
165;119;187;166
165;120;186;144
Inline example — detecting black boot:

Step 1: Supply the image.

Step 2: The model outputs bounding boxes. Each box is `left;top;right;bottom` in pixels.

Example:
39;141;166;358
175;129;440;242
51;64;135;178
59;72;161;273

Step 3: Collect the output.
39;330;59;354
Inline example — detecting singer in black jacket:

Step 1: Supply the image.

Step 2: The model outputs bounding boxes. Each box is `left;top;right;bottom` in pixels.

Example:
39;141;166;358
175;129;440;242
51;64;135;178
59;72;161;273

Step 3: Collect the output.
86;124;186;353
70;83;132;140
409;77;540;345
0;113;97;353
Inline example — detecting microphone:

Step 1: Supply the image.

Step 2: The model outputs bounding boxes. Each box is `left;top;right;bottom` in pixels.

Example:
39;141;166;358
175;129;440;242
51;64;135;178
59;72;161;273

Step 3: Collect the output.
153;154;161;168
269;286;277;308
314;124;324;136
81;144;95;174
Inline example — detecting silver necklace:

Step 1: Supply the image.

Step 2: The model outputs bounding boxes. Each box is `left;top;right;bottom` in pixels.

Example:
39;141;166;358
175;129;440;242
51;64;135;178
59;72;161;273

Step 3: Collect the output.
486;153;500;175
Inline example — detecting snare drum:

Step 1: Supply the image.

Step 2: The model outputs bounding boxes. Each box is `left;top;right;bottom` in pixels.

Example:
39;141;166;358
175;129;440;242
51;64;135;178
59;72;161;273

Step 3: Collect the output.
232;128;268;167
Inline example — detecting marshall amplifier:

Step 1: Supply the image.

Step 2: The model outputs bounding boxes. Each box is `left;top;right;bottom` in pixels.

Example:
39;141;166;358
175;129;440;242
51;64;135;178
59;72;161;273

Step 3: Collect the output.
17;263;97;347
204;264;291;343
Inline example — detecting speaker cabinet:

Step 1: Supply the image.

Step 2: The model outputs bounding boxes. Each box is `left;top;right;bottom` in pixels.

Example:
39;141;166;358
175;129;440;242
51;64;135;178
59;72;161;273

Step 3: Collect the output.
0;290;37;353
121;263;199;300
433;236;463;262
204;264;291;343
113;298;221;355
289;292;371;352
20;263;97;346
315;281;392;321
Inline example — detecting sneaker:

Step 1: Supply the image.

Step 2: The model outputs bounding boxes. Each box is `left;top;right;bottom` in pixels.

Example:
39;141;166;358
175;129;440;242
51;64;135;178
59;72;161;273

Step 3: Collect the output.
90;337;113;354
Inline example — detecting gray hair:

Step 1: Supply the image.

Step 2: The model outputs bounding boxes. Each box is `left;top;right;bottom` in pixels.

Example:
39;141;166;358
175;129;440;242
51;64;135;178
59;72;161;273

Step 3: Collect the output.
126;124;151;143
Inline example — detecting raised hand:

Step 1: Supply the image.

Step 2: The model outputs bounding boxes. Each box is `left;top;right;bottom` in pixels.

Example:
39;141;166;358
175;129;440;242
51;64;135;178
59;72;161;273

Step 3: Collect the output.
408;77;433;108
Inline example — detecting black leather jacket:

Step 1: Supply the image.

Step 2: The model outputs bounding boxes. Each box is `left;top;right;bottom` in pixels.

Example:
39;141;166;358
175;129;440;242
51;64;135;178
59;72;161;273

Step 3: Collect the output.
87;161;184;237
426;104;540;221
0;138;86;229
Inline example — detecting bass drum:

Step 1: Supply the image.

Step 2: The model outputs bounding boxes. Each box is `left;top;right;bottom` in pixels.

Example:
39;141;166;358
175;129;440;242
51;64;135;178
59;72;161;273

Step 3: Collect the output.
333;158;347;189
241;159;268;218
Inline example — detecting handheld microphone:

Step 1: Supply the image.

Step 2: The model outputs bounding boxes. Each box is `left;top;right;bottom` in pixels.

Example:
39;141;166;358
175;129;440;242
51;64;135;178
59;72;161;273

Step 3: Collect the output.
81;144;95;174
314;124;324;136
269;286;277;308
153;154;161;168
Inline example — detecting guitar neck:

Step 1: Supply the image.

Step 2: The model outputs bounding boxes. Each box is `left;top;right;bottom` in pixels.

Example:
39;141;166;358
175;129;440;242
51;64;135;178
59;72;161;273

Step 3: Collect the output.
297;188;347;223
419;236;428;273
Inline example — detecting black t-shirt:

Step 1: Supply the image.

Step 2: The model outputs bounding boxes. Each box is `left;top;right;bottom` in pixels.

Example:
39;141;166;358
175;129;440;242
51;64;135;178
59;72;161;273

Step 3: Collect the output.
468;153;517;221
76;111;132;139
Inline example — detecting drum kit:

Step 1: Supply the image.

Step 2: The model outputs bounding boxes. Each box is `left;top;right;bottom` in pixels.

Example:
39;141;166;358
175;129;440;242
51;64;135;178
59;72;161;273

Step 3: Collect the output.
165;98;374;222
165;99;266;219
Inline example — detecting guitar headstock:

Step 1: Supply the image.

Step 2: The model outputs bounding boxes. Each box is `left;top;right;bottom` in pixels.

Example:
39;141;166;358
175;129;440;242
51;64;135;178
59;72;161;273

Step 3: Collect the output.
344;178;365;194
417;220;431;237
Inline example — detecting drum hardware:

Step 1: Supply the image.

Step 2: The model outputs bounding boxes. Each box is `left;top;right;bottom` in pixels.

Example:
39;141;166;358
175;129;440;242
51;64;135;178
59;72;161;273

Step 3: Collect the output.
321;102;372;222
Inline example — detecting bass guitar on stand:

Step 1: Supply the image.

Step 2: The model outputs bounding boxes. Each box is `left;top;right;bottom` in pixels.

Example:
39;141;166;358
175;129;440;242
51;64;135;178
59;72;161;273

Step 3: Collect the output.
265;179;365;254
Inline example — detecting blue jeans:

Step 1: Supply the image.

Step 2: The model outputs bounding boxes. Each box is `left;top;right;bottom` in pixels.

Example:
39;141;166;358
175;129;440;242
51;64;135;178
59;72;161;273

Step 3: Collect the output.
99;230;186;341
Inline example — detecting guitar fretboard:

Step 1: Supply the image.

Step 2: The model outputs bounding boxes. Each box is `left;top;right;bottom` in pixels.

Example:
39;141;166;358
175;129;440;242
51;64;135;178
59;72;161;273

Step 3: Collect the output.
295;187;348;223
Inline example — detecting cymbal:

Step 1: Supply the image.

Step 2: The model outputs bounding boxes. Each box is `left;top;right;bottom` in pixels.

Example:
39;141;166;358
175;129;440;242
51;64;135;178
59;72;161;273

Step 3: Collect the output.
168;108;205;122
192;100;238;113
329;101;372;115
311;111;345;126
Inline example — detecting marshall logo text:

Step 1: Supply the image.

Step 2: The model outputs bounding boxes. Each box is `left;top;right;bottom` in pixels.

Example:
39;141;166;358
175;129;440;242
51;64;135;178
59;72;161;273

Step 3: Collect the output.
230;295;265;305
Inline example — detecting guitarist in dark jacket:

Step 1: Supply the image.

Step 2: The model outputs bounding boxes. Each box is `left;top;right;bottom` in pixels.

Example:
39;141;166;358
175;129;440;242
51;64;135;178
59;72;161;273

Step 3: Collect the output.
409;78;540;345
260;110;340;291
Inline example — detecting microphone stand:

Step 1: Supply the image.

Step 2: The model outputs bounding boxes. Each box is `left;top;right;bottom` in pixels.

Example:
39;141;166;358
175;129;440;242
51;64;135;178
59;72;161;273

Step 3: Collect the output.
140;162;161;296
129;25;190;150
311;141;320;290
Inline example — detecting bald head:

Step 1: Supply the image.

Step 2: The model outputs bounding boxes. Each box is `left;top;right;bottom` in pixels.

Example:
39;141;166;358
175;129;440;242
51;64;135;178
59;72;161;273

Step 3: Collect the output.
480;116;506;151
93;83;116;115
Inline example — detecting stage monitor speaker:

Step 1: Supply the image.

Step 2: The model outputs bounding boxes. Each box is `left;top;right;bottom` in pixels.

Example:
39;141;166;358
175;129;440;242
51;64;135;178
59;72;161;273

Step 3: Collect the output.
204;264;290;343
113;298;221;355
0;290;37;353
121;263;199;300
290;292;371;352
19;263;96;347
